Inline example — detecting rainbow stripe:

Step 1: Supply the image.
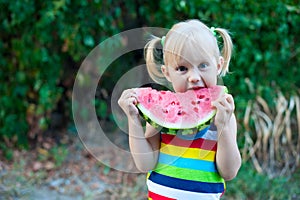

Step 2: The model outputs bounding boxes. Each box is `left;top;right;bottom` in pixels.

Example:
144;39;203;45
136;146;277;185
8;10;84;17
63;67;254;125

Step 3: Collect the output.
147;125;225;199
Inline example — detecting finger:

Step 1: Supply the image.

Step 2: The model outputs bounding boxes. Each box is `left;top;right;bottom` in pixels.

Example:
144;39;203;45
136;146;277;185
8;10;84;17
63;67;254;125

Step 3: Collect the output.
128;100;139;115
212;95;227;107
213;94;234;107
120;90;138;102
211;100;225;110
224;94;234;104
129;96;138;105
211;98;234;114
128;90;138;99
119;93;138;109
224;94;235;110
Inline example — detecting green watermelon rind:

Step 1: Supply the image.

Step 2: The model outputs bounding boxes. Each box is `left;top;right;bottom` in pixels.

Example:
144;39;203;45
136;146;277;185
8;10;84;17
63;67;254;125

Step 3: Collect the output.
137;105;215;135
140;110;212;135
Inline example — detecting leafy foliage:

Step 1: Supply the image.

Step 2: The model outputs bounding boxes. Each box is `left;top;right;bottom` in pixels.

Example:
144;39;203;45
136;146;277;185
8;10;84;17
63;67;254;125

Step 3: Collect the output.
1;1;299;155
0;0;126;151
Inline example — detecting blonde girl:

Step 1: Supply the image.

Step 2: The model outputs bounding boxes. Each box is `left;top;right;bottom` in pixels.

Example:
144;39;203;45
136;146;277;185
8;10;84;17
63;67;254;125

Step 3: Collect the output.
118;19;241;199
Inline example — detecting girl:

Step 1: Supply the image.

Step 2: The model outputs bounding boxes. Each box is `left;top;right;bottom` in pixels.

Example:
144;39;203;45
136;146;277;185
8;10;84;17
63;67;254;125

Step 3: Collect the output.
118;19;241;199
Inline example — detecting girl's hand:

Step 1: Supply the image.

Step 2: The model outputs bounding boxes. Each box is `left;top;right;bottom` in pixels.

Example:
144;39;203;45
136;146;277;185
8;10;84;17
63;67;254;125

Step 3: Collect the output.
212;94;241;180
118;89;139;119
211;93;235;130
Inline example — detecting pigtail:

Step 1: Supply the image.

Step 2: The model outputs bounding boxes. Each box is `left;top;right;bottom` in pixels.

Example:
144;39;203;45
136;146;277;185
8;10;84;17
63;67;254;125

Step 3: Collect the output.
144;36;167;85
215;28;233;76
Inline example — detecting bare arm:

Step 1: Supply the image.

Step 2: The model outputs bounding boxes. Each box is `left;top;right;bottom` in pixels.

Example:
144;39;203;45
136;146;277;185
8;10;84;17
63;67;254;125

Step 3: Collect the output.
212;93;242;180
128;121;160;172
118;89;160;172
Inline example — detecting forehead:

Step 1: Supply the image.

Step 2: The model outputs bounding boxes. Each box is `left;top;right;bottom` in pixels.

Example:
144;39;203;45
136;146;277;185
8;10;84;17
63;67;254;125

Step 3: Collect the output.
164;26;218;66
181;37;216;64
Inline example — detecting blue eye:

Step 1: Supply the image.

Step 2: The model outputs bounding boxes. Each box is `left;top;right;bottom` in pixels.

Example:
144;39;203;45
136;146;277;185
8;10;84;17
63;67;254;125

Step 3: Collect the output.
199;63;208;69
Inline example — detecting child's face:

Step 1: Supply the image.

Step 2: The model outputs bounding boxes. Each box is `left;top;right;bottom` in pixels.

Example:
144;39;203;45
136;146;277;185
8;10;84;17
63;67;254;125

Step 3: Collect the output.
162;39;223;93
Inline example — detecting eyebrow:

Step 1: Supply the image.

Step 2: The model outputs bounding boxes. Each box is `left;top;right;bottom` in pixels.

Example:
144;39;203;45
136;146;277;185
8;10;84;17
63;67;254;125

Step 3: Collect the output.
177;56;192;64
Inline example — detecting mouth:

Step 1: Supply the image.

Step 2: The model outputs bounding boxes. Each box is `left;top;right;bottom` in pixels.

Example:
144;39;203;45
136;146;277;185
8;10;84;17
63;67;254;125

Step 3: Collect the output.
190;86;206;90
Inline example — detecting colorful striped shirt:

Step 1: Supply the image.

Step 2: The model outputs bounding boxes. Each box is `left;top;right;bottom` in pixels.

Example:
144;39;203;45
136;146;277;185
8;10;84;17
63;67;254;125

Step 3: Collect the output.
147;124;225;200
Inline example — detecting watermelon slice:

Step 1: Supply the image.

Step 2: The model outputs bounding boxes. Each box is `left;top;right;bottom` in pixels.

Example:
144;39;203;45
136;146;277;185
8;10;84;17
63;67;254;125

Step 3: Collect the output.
136;86;227;134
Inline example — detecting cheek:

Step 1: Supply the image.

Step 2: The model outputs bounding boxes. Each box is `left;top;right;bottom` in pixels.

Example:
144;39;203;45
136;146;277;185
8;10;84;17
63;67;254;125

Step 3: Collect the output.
172;79;186;92
203;74;218;87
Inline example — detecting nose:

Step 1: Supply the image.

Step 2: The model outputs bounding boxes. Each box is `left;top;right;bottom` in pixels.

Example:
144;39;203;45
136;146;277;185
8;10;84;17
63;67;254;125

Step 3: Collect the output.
188;68;201;83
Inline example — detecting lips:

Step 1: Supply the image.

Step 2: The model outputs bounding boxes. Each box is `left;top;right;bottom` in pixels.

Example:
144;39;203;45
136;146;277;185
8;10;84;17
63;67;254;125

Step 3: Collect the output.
190;86;205;90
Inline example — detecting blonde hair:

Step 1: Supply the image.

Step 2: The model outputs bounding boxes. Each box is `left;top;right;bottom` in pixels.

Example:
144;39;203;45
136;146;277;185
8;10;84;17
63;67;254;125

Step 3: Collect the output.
144;19;233;84
144;36;167;85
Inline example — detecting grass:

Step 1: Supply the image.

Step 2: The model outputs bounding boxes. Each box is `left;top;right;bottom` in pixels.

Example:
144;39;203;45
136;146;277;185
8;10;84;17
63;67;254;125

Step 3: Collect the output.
223;162;300;200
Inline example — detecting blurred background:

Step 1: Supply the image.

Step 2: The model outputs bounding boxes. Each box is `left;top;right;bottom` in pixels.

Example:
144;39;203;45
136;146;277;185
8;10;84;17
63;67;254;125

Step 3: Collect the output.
0;0;299;199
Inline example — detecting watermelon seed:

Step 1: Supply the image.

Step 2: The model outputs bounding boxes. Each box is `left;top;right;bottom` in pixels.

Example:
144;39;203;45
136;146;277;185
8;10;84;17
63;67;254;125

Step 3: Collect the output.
177;110;185;115
197;94;205;99
197;100;201;104
205;98;210;101
147;94;152;103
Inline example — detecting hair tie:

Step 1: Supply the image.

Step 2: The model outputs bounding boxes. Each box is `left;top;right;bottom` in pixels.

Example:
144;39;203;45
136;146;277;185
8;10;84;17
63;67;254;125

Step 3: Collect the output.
210;27;217;36
161;36;166;47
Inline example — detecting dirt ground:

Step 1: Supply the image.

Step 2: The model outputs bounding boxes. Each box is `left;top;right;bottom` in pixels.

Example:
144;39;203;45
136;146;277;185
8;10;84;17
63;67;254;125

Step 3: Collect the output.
0;132;148;200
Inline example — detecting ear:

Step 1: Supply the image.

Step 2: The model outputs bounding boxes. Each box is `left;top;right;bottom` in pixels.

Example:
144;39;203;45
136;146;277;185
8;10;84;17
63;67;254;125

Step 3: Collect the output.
161;65;172;82
217;56;224;75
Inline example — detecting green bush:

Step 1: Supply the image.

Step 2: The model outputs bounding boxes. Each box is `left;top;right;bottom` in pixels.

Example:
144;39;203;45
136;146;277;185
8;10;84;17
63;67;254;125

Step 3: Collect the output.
0;0;126;153
1;0;299;156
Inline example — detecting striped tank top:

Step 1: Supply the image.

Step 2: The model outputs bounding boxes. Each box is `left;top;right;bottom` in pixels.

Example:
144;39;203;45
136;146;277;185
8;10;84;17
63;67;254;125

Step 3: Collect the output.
147;124;225;200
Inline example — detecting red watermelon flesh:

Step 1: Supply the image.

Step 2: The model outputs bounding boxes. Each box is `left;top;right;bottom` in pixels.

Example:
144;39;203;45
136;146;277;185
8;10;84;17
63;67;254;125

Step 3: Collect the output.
136;86;227;131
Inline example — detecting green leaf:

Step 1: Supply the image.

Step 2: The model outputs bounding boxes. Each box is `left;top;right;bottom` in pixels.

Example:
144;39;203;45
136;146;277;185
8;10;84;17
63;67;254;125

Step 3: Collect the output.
83;35;95;47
